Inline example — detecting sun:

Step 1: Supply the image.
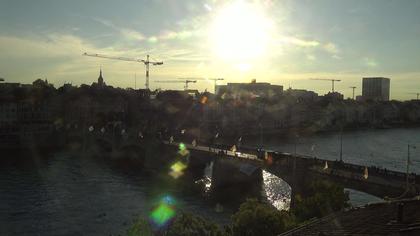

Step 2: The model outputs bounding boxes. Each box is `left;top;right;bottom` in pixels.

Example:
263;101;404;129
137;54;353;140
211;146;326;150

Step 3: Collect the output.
209;1;274;64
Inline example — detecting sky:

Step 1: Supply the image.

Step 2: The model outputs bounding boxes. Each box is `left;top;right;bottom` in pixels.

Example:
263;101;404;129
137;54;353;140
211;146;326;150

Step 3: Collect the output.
1;0;420;100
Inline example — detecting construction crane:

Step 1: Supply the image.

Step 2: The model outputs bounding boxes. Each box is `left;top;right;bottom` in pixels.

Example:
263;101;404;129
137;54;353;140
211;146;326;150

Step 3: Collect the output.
310;78;341;93
83;52;163;90
210;78;224;93
349;86;357;100
409;93;420;100
178;77;224;93
155;80;197;90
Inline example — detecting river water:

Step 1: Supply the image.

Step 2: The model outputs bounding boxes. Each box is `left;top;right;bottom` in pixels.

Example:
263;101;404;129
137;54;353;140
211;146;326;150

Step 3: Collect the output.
1;128;419;235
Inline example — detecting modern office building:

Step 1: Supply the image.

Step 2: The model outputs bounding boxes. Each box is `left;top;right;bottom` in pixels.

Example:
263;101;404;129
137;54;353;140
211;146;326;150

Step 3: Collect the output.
362;77;390;101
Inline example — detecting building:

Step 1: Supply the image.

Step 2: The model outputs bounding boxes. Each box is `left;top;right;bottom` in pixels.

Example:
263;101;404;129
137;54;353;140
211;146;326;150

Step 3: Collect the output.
216;79;283;99
284;88;319;101
280;199;420;236
323;91;344;100
362;77;390;101
92;68;106;87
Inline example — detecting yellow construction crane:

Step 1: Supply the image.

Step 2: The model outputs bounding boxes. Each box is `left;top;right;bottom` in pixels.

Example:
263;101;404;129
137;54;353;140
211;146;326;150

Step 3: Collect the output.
83;52;163;90
408;93;420;100
349;86;357;100
155;79;197;90
310;78;341;93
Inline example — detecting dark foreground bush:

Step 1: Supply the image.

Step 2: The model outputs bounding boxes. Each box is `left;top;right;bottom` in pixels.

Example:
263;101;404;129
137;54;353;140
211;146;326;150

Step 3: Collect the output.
230;199;296;236
127;212;226;236
292;180;350;222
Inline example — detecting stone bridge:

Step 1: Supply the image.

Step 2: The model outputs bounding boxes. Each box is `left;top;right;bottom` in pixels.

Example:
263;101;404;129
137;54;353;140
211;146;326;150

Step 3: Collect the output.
164;141;420;205
65;129;420;204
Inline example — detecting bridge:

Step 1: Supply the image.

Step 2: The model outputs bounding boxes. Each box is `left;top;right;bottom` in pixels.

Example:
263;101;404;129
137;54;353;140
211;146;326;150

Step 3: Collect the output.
163;140;420;205
67;129;420;204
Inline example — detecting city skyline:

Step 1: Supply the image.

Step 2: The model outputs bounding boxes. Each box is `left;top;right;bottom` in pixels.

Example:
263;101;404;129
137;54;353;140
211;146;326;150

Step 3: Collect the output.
1;0;420;100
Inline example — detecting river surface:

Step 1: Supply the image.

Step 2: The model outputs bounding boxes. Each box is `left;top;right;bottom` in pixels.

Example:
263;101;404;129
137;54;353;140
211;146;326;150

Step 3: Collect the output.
1;128;419;235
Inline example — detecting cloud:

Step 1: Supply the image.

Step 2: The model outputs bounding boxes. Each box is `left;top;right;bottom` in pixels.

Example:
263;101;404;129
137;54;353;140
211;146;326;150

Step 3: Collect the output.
306;54;316;61
282;36;320;47
0;34;95;59
363;57;378;67
332;54;342;60
121;29;145;41
323;42;339;54
92;17;145;42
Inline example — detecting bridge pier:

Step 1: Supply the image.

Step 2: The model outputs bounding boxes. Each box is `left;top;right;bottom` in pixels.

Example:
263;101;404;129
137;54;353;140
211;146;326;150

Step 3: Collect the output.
211;157;263;203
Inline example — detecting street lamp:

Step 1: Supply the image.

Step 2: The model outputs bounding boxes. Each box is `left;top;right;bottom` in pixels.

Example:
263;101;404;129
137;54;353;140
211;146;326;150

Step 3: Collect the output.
407;144;416;190
339;128;343;162
259;123;263;149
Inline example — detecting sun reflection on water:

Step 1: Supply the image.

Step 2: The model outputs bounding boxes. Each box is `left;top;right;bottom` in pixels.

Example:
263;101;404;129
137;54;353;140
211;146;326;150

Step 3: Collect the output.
262;170;291;211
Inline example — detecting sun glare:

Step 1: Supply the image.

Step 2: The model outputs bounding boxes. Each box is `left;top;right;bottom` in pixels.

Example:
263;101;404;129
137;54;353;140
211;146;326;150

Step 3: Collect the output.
209;1;274;64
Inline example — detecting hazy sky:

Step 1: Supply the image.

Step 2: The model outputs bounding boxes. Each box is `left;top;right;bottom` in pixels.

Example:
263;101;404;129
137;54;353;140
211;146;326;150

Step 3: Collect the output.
1;0;420;99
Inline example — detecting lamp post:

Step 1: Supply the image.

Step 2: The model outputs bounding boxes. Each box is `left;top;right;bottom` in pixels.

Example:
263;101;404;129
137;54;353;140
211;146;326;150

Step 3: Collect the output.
407;144;416;190
259;123;263;149
339;128;343;162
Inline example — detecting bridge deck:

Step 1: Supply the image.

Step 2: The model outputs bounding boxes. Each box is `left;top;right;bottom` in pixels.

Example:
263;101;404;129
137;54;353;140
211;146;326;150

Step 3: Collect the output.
163;141;260;161
163;140;420;198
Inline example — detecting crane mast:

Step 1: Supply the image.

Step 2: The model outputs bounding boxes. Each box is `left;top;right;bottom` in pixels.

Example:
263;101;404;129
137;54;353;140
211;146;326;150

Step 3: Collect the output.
155;79;197;90
83;52;163;90
310;78;341;93
178;77;224;93
408;93;420;100
349;86;357;100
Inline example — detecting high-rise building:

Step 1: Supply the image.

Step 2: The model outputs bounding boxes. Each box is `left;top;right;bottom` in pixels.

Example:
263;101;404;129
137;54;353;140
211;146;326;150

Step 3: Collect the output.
362;77;390;101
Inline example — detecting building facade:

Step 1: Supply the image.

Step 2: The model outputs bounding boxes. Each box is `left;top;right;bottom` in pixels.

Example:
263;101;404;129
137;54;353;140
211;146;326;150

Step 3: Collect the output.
215;80;283;99
362;77;390;101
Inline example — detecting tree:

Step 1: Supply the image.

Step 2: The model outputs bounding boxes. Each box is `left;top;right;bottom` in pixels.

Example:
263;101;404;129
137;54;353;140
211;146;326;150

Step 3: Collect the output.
230;199;295;236
127;218;154;236
126;212;226;236
292;180;350;222
165;212;226;236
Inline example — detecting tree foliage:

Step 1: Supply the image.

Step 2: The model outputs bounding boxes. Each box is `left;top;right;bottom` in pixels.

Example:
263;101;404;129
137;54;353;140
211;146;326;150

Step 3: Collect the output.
126;212;225;236
127;181;349;236
230;199;296;236
165;212;226;236
127;217;154;236
292;180;350;222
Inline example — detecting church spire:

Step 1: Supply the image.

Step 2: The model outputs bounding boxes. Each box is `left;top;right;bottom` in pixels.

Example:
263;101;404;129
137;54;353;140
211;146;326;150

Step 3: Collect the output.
98;67;104;86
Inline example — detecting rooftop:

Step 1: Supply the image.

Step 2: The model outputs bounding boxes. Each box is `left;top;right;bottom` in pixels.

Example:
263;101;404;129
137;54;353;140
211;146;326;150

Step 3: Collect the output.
280;199;420;236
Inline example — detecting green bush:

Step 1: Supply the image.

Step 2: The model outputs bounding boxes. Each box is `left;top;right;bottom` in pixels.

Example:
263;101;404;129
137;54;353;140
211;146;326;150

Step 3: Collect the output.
165;212;226;236
230;199;295;236
127;217;154;236
126;212;225;236
292;180;350;222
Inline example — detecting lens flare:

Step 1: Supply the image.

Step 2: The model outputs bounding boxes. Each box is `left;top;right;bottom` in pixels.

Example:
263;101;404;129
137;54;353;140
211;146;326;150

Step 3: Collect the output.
150;196;176;227
201;96;208;104
171;161;187;172
169;161;188;179
178;143;190;157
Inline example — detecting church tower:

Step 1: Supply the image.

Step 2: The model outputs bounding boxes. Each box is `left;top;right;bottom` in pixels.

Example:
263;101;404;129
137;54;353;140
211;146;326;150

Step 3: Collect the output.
98;68;105;87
